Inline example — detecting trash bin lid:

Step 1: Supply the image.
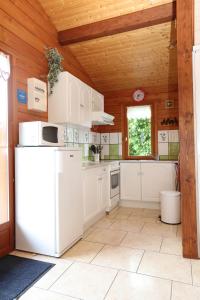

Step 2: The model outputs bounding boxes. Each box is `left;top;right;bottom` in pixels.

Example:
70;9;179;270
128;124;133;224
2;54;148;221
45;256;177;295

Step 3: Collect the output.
160;191;181;196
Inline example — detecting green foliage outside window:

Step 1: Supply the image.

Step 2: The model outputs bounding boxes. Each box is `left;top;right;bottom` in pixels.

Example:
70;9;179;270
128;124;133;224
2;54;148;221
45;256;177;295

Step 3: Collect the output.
128;118;151;156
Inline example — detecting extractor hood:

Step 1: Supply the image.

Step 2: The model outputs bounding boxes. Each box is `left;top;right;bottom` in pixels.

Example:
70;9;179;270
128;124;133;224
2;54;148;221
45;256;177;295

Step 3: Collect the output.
92;111;114;125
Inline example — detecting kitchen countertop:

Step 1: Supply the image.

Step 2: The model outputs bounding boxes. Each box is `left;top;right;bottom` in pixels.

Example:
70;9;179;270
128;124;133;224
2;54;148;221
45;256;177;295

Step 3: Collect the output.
82;159;178;169
82;161;114;170
119;160;178;163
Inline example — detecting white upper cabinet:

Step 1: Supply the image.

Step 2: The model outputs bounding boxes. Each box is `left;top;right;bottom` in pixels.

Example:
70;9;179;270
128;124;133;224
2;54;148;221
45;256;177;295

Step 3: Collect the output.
80;82;92;128
68;73;81;125
91;88;104;112
120;163;141;201
48;72;69;124
48;71;95;127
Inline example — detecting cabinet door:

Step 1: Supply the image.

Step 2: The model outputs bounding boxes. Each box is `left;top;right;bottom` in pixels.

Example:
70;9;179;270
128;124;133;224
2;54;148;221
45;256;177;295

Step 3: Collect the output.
120;163;141;201
141;163;176;202
68;74;81;124
82;169;99;224
98;171;109;212
48;72;69;123
92;89;104;111
80;83;92;127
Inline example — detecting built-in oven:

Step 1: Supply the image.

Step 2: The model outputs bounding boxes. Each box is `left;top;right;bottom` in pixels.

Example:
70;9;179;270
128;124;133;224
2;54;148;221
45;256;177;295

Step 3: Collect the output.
110;168;120;199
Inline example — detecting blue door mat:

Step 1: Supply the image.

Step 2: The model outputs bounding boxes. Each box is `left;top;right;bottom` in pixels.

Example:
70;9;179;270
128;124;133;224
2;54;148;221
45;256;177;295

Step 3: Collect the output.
0;255;55;300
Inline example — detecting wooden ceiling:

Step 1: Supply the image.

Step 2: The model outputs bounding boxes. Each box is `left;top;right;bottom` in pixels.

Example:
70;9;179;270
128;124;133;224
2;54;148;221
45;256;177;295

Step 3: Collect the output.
68;21;177;92
38;0;177;92
38;0;174;31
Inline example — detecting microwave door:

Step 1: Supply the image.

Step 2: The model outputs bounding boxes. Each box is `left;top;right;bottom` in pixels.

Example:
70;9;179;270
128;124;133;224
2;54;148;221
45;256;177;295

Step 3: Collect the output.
42;126;58;144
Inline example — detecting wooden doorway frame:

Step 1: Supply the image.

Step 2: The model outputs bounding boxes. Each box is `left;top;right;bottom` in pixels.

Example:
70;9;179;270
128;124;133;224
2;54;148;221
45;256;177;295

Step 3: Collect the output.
177;0;198;258
0;51;15;257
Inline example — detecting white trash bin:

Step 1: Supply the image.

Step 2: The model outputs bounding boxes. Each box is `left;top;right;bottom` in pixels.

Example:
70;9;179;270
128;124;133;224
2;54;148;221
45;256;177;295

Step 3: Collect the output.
160;191;181;224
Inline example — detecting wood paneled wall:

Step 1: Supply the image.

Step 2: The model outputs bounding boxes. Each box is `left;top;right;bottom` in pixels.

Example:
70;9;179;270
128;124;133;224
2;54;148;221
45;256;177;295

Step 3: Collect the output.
0;0;94;145
195;0;200;44
94;85;178;132
93;85;178;157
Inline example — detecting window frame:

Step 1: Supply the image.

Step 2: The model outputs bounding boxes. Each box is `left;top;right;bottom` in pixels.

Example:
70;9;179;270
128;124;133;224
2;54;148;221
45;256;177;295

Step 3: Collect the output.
124;103;156;160
0;49;14;256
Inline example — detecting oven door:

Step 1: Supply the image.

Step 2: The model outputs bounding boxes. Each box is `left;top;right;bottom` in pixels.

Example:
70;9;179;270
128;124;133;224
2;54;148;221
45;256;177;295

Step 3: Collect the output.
110;170;120;198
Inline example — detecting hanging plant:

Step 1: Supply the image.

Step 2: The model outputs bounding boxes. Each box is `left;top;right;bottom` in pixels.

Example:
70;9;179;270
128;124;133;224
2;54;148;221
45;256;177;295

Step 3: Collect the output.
45;47;63;95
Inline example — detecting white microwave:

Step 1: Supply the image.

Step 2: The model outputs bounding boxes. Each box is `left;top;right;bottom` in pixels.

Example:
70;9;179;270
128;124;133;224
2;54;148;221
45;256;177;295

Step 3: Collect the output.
19;121;65;146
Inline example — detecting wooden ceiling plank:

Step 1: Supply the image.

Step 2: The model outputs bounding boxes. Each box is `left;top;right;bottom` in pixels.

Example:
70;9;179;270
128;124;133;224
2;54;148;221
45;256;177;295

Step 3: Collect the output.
58;2;176;45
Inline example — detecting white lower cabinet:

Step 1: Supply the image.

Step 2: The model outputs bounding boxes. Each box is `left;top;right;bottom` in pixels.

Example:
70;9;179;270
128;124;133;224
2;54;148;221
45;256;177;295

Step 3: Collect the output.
141;163;176;202
120;162;176;204
82;166;109;228
120;163;141;201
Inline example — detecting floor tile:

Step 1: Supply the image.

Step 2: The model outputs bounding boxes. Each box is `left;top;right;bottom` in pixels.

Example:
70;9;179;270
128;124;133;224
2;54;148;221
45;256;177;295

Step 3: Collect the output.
121;232;162;251
128;214;159;223
160;237;182;255
138;251;192;284
105;271;171;300
177;225;182;238
171;282;200;300
93;217;115;229
106;207;119;219
10;250;37;259
82;226;96;239
92;245;144;272
20;287;75;300
142;209;160;217
50;262;117;300
114;208;133;219
192;259;200;286
110;219;144;233
61;240;104;263
130;208;144;217
141;222;177;238
85;228;127;246
34;261;73;289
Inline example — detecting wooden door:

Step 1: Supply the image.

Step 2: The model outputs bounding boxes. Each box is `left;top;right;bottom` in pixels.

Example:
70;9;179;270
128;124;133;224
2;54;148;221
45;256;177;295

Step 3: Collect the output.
0;52;14;257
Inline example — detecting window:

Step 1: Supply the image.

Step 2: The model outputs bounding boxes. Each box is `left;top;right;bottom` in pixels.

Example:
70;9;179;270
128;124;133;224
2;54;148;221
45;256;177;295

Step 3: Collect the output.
127;105;152;157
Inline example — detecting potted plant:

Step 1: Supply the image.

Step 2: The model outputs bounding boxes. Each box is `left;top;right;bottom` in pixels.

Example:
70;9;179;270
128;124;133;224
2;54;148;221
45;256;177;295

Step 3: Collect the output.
45;47;63;94
90;145;103;162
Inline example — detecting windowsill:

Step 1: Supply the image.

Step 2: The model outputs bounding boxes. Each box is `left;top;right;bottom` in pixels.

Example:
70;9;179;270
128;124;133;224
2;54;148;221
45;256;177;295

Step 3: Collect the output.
125;156;155;160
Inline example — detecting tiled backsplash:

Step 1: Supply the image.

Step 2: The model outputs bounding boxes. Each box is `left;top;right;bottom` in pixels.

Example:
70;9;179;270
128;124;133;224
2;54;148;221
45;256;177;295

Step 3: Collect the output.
64;126;122;161
64;126;179;161
100;132;122;160
64;125;100;161
158;130;179;160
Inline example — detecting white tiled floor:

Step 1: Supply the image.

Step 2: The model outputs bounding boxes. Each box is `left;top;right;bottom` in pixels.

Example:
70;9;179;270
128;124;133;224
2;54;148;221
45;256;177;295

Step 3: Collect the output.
12;207;200;300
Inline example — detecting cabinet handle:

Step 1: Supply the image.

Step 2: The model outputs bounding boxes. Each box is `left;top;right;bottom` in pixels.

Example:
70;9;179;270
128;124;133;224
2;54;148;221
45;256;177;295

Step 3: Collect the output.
80;104;84;108
98;177;102;181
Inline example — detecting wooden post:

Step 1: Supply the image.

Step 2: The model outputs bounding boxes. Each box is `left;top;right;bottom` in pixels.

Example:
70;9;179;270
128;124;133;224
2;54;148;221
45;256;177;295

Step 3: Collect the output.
177;0;198;258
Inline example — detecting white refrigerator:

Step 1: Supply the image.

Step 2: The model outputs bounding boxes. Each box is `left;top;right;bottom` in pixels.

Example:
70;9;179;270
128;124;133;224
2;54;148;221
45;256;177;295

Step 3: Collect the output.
193;45;200;255
15;147;83;257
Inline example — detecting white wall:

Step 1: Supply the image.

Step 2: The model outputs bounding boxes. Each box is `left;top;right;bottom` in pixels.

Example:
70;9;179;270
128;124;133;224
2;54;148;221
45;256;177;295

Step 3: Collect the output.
195;0;200;45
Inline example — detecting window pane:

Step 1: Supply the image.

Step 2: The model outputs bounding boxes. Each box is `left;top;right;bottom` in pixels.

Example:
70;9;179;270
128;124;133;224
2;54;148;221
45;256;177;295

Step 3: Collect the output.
0;71;9;224
127;105;152;157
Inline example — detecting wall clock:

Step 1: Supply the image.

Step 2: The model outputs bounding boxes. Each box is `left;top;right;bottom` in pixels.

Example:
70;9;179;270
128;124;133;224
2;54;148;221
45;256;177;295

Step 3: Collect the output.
132;89;145;102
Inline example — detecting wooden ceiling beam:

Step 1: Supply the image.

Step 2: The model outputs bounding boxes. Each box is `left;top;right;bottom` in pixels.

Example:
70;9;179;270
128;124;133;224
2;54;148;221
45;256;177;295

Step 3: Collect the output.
58;2;176;45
